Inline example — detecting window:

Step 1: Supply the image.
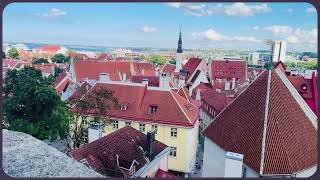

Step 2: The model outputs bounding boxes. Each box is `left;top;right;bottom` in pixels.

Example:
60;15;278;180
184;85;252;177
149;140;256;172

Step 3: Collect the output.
170;128;177;138
120;105;128;111
149;105;158;114
170;147;177;157
151;125;158;134
112;120;118;129
125;121;131;126
139;123;145;132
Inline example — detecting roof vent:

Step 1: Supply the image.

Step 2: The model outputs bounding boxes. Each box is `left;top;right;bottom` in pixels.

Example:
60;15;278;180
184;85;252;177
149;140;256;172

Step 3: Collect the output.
302;83;307;91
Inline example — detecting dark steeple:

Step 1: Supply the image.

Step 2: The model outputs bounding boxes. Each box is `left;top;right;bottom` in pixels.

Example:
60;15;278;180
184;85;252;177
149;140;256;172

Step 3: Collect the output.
177;26;183;53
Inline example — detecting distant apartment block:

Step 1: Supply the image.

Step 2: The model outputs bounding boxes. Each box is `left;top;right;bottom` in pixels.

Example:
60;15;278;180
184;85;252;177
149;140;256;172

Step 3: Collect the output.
271;40;287;62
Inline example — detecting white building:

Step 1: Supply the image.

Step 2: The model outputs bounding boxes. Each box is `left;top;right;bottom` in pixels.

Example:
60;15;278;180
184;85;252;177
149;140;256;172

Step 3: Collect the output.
271;40;287;62
202;67;317;178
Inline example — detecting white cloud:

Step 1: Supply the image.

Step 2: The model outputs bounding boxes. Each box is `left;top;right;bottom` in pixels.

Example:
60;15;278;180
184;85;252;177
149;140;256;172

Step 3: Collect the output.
140;26;157;33
192;28;261;43
264;25;317;44
167;3;271;17
35;8;67;17
305;7;317;13
223;3;271;17
166;3;181;8
252;26;260;30
264;25;294;37
287;8;294;13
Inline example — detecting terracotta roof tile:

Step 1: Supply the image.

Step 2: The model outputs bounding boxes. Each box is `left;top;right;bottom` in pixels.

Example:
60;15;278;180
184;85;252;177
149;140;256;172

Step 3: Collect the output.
70;126;167;177
211;60;246;80
73;83;198;127
202;70;317;175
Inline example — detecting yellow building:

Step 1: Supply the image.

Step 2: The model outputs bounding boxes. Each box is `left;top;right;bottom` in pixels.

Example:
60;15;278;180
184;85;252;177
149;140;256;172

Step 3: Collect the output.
78;81;199;176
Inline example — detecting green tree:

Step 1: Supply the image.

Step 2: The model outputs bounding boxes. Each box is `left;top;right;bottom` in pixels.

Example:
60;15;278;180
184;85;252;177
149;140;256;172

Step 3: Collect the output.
52;53;71;63
149;54;169;65
7;48;19;59
74;55;81;61
264;61;275;70
32;58;49;64
54;66;63;78
169;58;176;65
69;87;119;148
3;67;71;140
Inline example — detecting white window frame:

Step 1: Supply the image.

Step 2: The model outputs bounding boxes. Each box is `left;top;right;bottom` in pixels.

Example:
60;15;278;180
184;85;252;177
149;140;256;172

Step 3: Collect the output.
125;121;131;126
139;123;145;132
151;124;158;135
112;120;119;130
149;105;158;114
120;105;128;111
170;128;177;138
169;147;177;157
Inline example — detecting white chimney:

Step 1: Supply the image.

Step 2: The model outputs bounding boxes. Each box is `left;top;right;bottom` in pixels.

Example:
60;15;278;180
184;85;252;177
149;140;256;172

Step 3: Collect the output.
231;78;236;90
122;73;126;82
159;72;170;90
142;78;149;86
142;69;145;76
99;72;109;82
224;151;244;178
224;81;230;91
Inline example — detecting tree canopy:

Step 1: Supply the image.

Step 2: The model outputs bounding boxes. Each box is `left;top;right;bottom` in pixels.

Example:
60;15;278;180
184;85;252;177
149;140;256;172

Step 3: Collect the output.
69;87;119;148
32;58;49;64
7;48;19;59
149;54;170;65
3;66;71;140
51;53;71;63
54;66;63;78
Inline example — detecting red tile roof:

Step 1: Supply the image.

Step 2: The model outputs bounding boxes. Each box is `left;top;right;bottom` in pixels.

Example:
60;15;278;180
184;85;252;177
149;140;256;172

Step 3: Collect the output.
33;45;62;52
161;63;176;74
73;60;155;82
53;71;75;94
274;62;318;115
70;126;167;177
2;59;20;68
154;169;176;178
182;57;202;81
131;75;159;87
67;82;92;104
211;59;246;80
203;69;317;175
73;83;198;127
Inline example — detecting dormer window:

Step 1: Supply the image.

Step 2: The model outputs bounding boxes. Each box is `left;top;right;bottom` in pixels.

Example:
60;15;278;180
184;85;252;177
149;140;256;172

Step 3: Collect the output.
149;105;158;114
120;105;128;111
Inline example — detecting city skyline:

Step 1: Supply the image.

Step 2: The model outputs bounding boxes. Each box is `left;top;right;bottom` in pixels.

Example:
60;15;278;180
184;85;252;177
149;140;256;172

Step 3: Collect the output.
3;2;317;52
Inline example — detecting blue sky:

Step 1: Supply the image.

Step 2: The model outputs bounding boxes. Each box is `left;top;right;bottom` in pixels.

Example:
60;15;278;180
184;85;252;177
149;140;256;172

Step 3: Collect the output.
3;2;318;51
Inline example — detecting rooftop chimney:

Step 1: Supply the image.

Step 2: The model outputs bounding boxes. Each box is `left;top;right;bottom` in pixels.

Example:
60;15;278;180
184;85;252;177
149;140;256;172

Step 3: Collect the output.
159;72;170;90
224;151;244;178
146;130;156;161
142;78;149;86
99;72;109;82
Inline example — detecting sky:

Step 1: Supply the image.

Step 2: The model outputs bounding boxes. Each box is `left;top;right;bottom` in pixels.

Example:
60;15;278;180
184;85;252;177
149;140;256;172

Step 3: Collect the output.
3;2;318;52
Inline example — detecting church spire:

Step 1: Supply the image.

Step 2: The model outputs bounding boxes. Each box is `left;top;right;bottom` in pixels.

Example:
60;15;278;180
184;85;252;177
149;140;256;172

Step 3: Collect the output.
177;25;183;53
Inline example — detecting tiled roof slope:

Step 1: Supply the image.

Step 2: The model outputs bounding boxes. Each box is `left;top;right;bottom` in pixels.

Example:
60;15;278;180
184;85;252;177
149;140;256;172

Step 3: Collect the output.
70;126;167;177
74;83;198;127
73;60;155;82
262;70;317;174
182;57;202;81
161;63;176;74
202;69;317;175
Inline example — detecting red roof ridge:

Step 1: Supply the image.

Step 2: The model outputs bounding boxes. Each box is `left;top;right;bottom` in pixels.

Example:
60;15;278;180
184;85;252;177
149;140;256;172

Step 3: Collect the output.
169;90;195;125
259;70;272;174
71;82;95;109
